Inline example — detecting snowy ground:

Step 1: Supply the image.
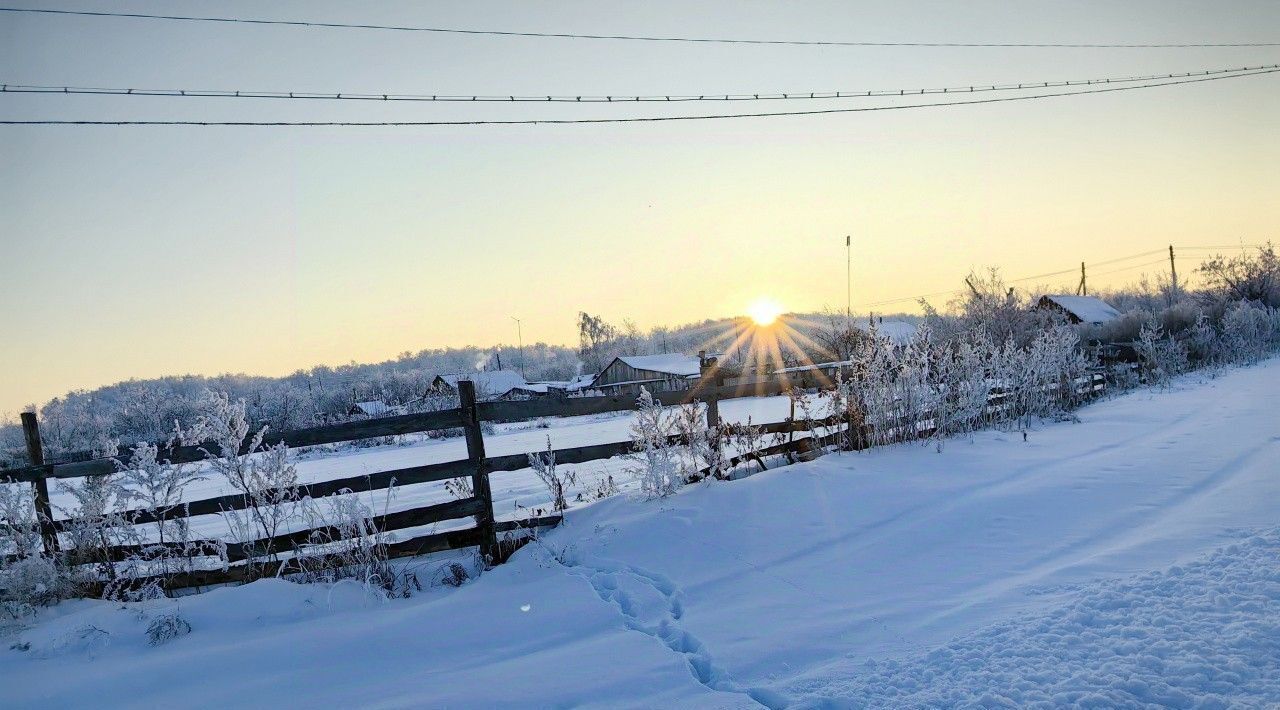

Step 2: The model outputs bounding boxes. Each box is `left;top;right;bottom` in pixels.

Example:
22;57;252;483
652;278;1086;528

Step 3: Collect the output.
4;360;1278;708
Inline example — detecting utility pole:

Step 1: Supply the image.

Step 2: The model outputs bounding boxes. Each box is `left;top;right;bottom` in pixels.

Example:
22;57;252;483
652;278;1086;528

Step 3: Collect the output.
510;316;525;378
845;235;851;320
1168;245;1179;303
1077;262;1088;296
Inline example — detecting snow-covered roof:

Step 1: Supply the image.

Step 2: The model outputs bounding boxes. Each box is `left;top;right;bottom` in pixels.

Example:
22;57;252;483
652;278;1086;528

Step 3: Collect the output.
614;353;708;378
1039;295;1122;324
592;377;681;389
437;370;530;397
349;401;400;417
565;373;597;391
858;320;918;345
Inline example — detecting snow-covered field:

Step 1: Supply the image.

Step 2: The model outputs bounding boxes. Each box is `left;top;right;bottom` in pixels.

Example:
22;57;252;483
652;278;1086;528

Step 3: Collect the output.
4;360;1278;708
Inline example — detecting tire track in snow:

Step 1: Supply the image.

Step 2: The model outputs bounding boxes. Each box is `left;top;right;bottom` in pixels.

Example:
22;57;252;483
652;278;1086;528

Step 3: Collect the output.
728;406;1205;579
917;434;1280;630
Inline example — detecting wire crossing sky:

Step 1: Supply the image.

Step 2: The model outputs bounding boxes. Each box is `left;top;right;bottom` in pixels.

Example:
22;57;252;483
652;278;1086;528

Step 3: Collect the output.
4;64;1274;104
4;68;1277;126
2;6;1279;48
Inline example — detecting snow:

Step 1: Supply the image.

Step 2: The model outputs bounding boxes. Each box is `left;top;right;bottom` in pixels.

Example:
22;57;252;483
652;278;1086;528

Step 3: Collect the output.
564;373;599;391
859;318;918;344
614;353;708;377
779;528;1280;707
347;400;401;417
4;360;1279;707
1041;294;1123;324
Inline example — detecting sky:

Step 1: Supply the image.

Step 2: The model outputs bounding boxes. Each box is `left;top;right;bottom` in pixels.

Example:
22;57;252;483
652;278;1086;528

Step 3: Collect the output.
1;0;1277;413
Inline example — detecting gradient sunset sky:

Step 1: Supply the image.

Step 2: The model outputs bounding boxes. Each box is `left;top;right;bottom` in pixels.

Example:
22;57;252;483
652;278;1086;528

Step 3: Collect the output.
2;0;1277;413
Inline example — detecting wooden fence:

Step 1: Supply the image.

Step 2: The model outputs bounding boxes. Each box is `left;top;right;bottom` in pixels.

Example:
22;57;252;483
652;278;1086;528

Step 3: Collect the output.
1;369;761;591
2;369;1106;594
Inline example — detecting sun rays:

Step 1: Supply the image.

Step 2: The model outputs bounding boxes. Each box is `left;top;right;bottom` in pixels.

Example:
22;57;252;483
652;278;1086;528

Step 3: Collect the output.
681;304;850;396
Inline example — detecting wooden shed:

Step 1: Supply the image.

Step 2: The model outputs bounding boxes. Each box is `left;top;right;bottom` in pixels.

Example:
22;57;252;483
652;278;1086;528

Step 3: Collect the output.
591;353;714;395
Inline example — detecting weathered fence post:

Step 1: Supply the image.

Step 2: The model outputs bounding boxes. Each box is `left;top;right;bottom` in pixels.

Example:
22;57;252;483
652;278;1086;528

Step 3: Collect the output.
457;380;498;563
20;412;59;555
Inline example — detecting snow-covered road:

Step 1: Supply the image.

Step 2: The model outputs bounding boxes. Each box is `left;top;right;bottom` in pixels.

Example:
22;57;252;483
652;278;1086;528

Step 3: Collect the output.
4;361;1278;708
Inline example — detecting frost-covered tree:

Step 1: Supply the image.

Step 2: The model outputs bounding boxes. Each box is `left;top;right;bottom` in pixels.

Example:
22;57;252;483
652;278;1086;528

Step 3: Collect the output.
1198;243;1279;307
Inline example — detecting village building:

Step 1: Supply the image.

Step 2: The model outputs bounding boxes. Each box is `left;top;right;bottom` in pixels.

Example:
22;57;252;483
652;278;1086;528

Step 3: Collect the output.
1035;295;1122;325
346;400;406;418
431;370;545;401
590;353;725;395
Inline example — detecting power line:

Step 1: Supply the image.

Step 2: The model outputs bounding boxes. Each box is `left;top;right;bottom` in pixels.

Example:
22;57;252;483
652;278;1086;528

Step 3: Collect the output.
1089;258;1173;278
1006;267;1085;284
1084;248;1168;268
1176;243;1268;250
4;65;1272;105
3;7;1277;48
855;244;1249;309
4;67;1276;126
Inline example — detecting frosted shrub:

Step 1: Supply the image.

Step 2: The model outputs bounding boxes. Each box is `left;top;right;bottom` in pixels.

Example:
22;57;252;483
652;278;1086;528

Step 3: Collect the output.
1;556;90;627
1223;301;1276;364
145;612;191;646
986;338;1028;429
843;326;899;446
294;489;408;595
1027;326;1089;417
627;389;680;499
443;476;473;500
887;331;935;444
724;418;778;472
0;482;40;561
930;330;994;445
2;483;87;623
189;392;300;571
527;437;576;513
1136;322;1188;388
57;470;139;581
672;402;727;480
1185;313;1223;368
219;442;299;569
116;442;205;577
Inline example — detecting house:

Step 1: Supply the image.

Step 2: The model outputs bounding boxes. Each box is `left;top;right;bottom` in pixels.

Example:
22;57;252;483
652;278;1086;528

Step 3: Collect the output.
1035;295;1122;325
431;370;545;401
564;373;598;392
591;353;724;395
862;318;918;345
347;400;406;418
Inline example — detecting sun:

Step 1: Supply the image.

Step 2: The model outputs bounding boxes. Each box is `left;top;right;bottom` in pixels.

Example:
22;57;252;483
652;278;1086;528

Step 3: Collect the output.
747;298;784;326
